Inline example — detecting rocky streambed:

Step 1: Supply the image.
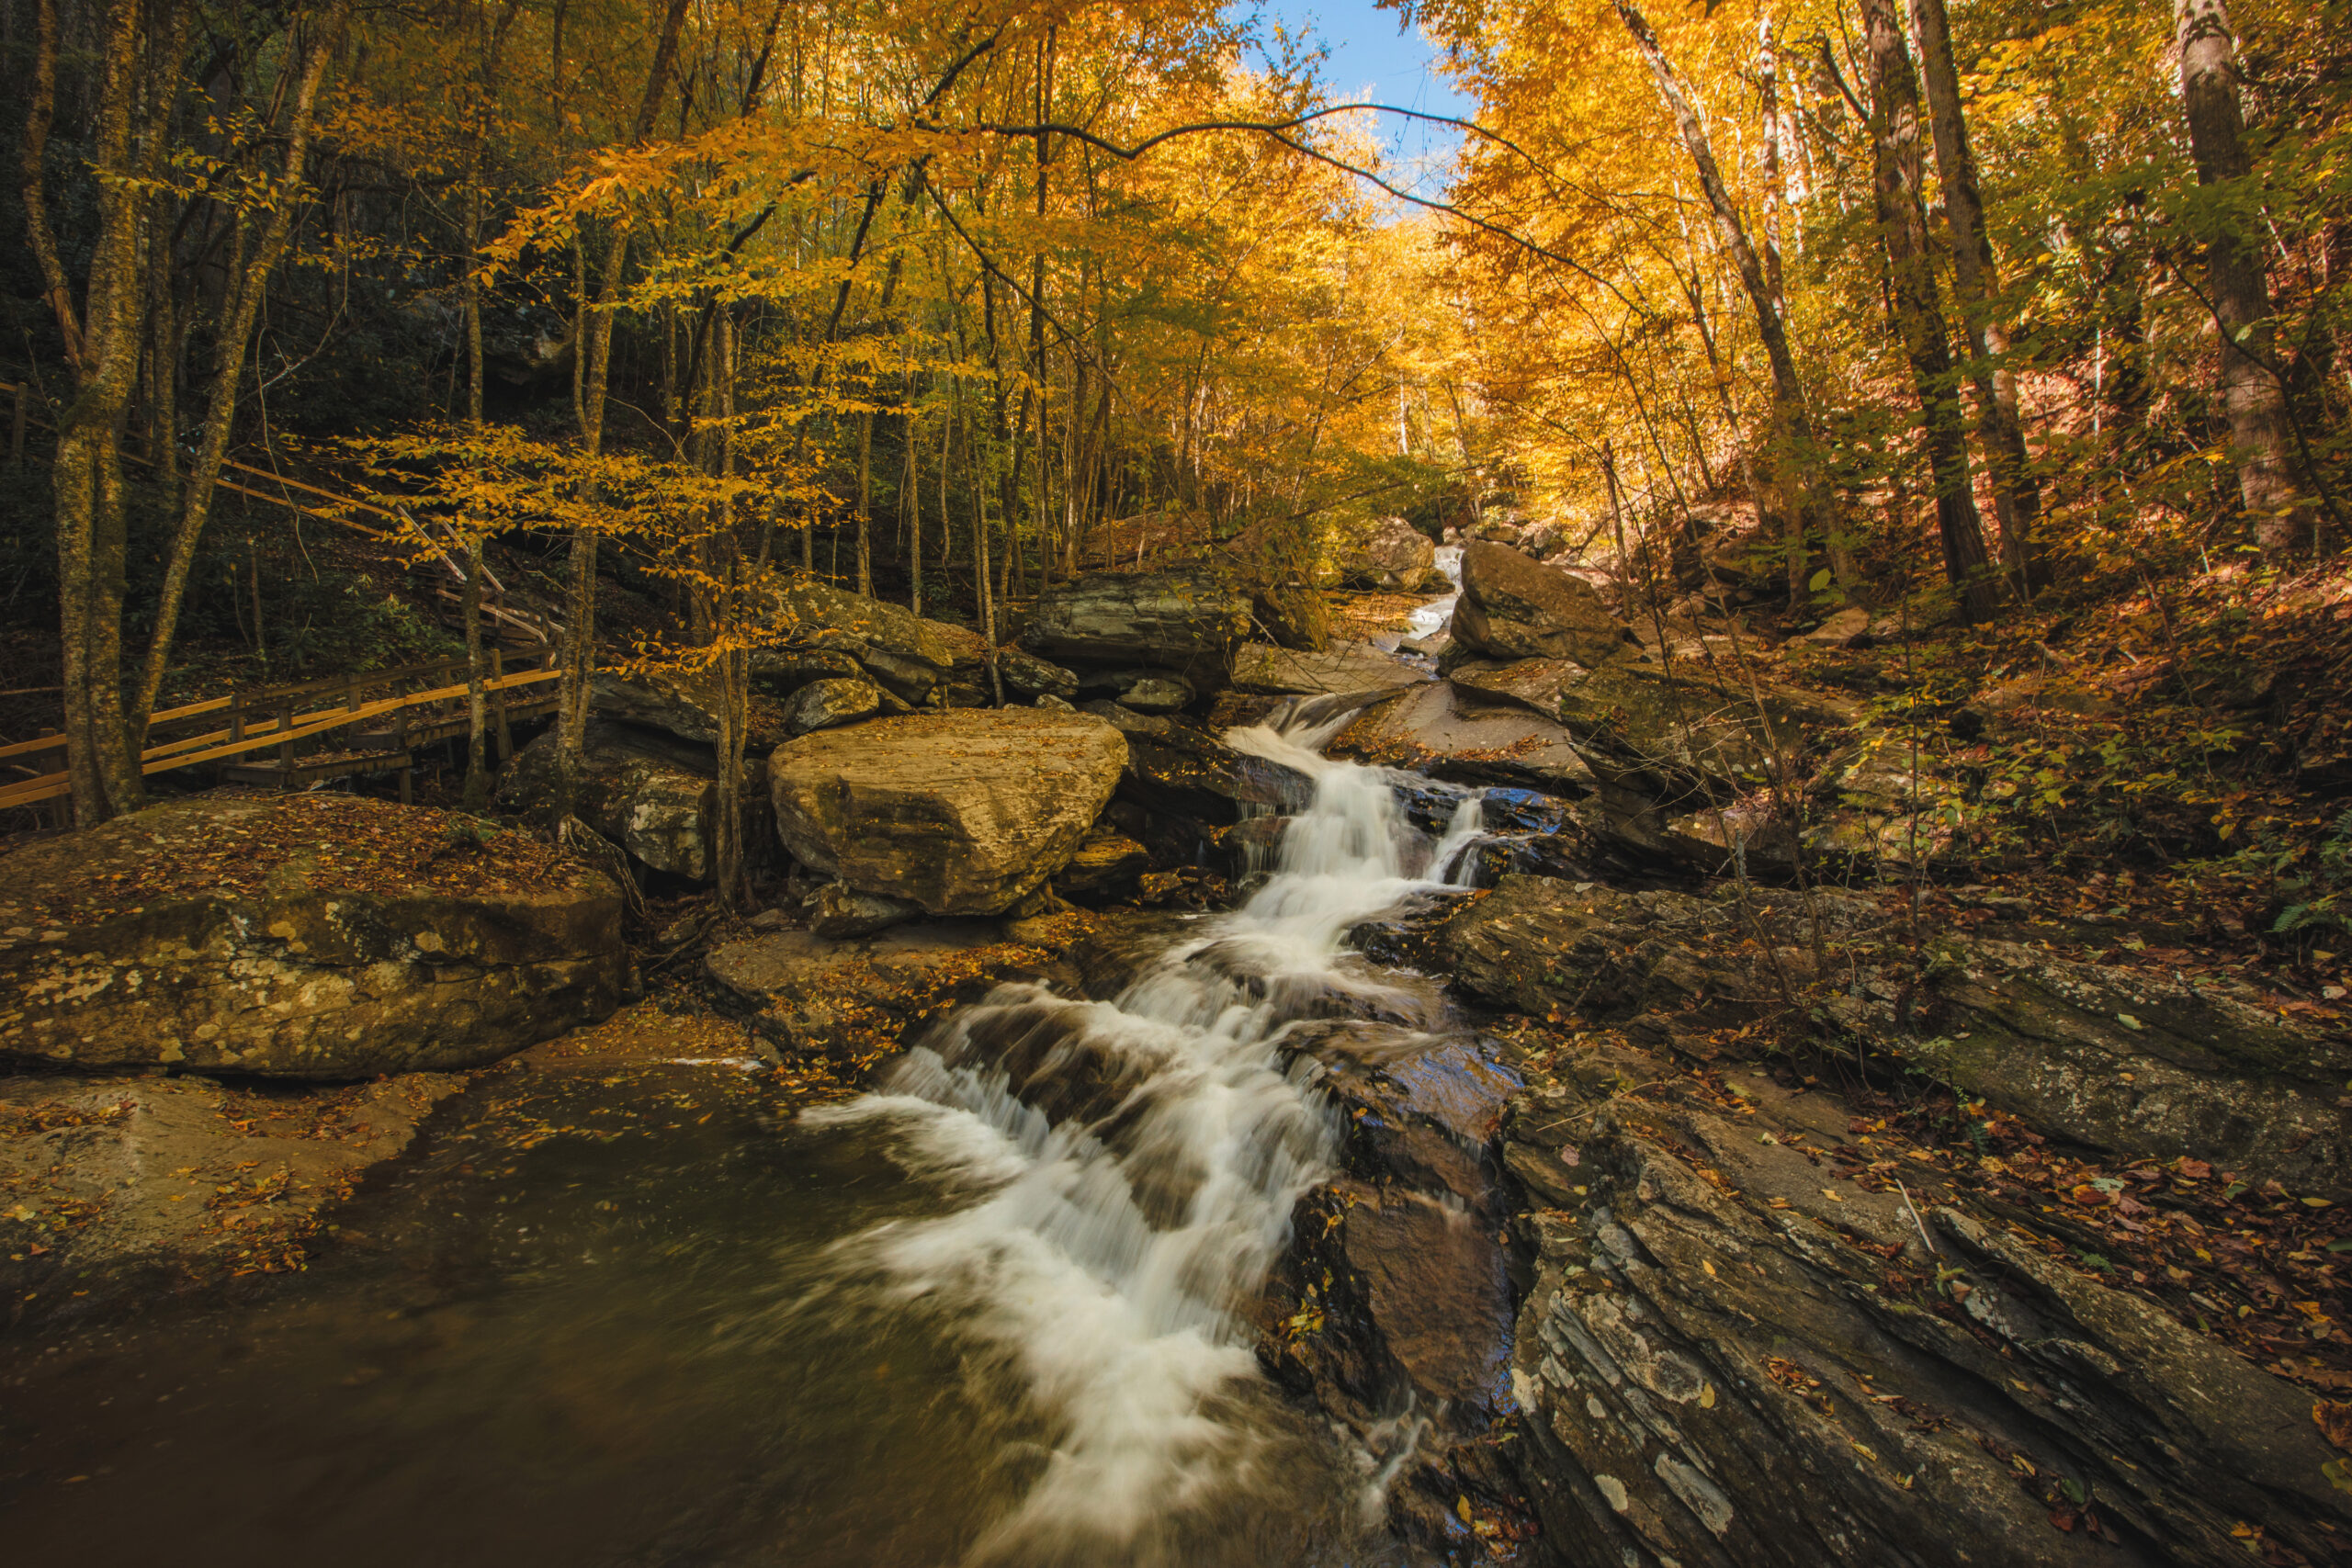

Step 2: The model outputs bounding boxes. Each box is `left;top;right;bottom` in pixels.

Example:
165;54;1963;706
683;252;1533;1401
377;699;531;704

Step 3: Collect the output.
5;549;2349;1566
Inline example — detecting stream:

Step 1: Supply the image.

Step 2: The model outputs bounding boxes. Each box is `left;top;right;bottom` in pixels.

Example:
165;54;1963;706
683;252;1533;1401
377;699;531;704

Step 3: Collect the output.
0;707;1503;1567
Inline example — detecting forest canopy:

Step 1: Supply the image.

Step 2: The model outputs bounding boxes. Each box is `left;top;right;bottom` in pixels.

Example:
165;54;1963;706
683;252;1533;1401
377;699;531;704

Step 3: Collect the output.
5;0;2347;832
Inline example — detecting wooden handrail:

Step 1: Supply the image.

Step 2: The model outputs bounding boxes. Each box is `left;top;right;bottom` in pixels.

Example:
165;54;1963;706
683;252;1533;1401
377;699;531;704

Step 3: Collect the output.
0;667;560;810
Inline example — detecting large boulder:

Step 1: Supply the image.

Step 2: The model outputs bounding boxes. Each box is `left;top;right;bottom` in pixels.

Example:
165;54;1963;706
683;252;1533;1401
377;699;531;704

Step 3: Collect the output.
1450;541;1630;666
1116;718;1315;827
768;709;1127;915
1334;514;1438;591
1020;568;1254;684
497;718;728;879
0;795;625;1078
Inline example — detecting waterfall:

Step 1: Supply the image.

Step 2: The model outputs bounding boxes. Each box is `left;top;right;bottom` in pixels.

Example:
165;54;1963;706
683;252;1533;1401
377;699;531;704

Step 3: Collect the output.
801;706;1471;1560
1430;794;1487;886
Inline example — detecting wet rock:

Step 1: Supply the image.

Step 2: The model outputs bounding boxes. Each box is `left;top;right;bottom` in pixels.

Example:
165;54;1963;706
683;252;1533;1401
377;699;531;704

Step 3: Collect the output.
768;708;1127;916
1051;833;1150;903
1116;718;1314;828
0;797;626;1078
1334;514;1439;591
0;1070;467;1322
1261;1023;1532;1552
1231;639;1430;697
1502;1044;2352;1567
778;676;883;737
1020;567;1254;685
704;919;1071;1058
1033;693;1075;711
1450;540;1631;667
803;882;920;938
1331;680;1599;796
498;718;726;880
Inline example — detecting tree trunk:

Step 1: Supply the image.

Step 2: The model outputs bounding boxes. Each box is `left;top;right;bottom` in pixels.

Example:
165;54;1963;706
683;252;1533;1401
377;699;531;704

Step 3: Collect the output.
559;0;690;811
132;0;341;742
1612;0;1838;611
2175;0;2312;556
1908;0;2044;590
1860;0;2000;621
45;0;159;823
460;153;491;809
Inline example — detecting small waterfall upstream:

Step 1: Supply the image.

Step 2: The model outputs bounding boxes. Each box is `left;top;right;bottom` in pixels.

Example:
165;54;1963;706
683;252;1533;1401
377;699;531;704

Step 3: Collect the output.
804;705;1491;1562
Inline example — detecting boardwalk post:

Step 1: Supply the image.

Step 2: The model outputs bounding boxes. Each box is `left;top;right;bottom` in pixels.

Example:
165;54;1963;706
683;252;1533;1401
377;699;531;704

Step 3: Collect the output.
492;648;514;760
394;709;413;805
277;701;295;779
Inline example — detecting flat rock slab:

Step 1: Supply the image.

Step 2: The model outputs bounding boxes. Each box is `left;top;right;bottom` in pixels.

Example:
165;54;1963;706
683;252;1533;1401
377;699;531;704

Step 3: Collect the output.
769;709;1127;916
0;795;627;1079
1332;680;1597;795
1231;639;1430;696
1;1070;464;1325
705;915;1091;1063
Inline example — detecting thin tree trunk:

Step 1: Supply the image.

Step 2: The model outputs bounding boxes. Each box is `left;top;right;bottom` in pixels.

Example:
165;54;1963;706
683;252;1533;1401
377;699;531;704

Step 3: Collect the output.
2175;0;2312;556
460;115;491;809
1908;0;2043;589
560;0;690;810
132;0;341;741
1860;0;2000;621
712;309;746;907
1613;0;1837;611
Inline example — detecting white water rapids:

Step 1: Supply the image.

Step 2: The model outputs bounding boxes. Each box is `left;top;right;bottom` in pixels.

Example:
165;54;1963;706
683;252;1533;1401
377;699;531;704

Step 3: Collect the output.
802;705;1488;1562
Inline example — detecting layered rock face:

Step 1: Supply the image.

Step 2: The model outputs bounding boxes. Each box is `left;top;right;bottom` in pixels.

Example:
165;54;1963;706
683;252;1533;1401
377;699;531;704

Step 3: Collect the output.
1450;540;1631;666
767;708;1128;914
1504;1053;2348;1568
770;578;972;706
1399;874;2352;1565
1438;875;2349;1200
0;796;626;1078
1020;567;1253;685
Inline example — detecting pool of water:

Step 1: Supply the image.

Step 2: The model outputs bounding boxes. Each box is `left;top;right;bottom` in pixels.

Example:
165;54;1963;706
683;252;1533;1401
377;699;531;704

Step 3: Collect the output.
2;705;1509;1566
0;1060;1396;1568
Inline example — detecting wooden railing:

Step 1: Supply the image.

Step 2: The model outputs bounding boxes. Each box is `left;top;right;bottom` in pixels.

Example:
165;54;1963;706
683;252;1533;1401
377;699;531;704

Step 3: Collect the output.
0;652;561;812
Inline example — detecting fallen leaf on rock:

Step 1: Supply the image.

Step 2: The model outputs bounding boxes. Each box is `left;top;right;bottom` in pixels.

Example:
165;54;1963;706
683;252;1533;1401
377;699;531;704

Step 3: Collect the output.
2317;1402;2352;1451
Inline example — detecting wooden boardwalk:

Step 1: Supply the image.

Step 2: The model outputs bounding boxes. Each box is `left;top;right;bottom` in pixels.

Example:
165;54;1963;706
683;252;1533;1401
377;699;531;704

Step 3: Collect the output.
0;652;562;813
2;379;570;816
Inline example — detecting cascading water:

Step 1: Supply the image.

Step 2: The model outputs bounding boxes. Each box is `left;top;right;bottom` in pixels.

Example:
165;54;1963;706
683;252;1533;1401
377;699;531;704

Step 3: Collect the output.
802;705;1486;1562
